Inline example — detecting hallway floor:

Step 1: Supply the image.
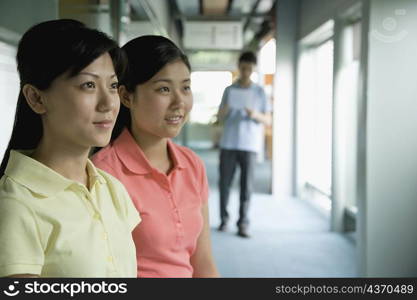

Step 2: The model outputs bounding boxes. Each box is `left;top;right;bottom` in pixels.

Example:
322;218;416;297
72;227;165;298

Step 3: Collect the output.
193;147;357;277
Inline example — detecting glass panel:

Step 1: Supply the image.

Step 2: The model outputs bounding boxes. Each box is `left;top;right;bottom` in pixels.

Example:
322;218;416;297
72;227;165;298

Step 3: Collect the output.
185;71;232;149
190;71;232;124
340;20;361;210
298;40;334;198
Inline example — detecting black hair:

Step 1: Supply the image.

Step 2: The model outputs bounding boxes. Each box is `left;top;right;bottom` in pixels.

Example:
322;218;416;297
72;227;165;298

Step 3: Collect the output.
0;19;126;177
238;51;257;65
112;35;191;140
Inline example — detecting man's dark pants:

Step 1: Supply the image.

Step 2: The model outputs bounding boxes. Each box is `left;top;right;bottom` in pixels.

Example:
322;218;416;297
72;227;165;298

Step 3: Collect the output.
219;149;256;228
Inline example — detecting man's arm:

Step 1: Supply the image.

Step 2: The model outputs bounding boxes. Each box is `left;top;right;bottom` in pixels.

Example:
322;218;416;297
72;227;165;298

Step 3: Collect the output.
217;104;230;123
245;107;272;126
217;87;231;123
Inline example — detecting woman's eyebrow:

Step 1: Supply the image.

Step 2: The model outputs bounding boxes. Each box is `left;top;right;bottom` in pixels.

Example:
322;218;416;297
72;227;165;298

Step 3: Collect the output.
152;78;172;83
152;78;190;83
78;72;117;79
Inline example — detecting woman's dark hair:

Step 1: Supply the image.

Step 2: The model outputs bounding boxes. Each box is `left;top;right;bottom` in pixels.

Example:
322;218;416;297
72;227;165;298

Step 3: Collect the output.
112;35;191;140
238;51;257;65
0;19;126;176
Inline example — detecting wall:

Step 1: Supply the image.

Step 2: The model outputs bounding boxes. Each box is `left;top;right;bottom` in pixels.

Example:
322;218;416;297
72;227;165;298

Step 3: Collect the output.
0;0;58;160
298;0;417;276
0;42;19;160
122;21;157;44
298;0;358;39
273;0;298;197
59;0;112;36
0;0;58;45
362;0;417;276
151;0;181;45
138;0;181;46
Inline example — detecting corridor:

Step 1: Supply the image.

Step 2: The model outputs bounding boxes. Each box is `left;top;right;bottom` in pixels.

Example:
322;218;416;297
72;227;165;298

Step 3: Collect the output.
194;148;357;277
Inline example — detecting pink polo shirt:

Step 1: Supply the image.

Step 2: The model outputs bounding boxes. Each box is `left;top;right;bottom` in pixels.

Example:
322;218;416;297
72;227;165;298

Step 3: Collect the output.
92;128;208;278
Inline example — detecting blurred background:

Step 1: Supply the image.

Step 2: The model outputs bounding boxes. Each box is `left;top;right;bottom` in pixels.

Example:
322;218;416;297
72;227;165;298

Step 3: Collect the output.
1;0;417;277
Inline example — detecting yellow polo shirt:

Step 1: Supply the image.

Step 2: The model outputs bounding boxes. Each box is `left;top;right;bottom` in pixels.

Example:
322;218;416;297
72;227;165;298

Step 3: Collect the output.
0;150;141;277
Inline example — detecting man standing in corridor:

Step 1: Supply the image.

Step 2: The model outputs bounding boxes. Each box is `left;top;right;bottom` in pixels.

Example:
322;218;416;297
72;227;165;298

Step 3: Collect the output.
217;51;272;238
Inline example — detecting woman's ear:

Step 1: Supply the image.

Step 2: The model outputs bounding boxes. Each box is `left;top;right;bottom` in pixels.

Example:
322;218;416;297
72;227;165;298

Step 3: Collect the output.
118;85;133;109
22;84;47;114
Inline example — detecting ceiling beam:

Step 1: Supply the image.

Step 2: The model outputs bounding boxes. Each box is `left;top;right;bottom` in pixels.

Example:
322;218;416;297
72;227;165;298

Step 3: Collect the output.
199;0;203;15
202;0;229;15
226;0;234;15
243;0;261;32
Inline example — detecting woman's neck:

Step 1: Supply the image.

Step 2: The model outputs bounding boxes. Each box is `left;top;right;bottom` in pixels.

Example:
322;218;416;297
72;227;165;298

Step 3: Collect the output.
130;127;172;174
31;137;90;186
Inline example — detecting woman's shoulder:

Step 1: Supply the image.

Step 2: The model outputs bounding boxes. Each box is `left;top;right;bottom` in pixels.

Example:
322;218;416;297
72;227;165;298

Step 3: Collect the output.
91;144;116;165
0;177;38;218
0;176;37;206
171;142;205;170
91;144;124;175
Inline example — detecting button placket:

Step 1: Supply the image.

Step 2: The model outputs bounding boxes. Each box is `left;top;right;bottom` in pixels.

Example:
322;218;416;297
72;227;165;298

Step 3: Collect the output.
82;187;102;220
85;187;115;271
76;183;117;273
101;222;117;272
96;210;117;272
162;179;184;249
75;185;95;218
170;192;186;245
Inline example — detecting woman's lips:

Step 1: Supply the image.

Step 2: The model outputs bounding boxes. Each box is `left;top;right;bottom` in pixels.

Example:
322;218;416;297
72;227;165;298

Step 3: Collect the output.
165;115;183;125
93;120;113;128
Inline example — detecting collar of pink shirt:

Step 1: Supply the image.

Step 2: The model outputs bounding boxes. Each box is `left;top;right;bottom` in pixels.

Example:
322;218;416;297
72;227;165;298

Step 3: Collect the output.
113;128;187;175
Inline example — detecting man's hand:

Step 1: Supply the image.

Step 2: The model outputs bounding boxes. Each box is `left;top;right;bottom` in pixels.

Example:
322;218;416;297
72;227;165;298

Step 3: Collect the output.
245;107;257;119
245;107;272;126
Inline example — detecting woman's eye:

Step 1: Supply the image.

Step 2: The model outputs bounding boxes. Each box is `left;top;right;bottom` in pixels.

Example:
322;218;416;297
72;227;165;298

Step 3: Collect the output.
184;86;191;92
110;82;119;89
81;82;95;89
158;87;170;93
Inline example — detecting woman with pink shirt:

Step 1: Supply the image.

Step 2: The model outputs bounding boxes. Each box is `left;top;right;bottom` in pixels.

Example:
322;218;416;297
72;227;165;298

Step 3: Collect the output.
92;35;219;278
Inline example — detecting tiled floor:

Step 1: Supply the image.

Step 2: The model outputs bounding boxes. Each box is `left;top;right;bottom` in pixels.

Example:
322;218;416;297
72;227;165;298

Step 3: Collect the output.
194;148;357;277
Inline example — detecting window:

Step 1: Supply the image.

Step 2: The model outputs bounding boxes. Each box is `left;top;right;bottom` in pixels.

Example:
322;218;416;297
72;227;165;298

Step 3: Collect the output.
0;41;19;160
297;23;334;212
185;71;232;149
337;20;361;212
190;71;232;124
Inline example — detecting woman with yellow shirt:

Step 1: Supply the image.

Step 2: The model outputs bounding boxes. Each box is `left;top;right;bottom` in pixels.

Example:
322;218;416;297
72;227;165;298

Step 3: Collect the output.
0;19;140;277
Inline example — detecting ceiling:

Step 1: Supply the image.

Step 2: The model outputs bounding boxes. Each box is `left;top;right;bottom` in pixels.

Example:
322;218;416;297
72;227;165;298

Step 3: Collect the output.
126;0;276;71
128;0;276;50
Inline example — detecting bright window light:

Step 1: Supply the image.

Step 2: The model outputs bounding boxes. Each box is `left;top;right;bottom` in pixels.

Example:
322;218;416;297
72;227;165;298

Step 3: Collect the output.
190;71;233;124
259;38;276;74
250;72;259;83
298;40;334;195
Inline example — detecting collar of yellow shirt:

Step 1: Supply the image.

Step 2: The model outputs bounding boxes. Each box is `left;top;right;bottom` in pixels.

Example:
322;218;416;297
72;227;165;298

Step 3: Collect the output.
5;150;106;197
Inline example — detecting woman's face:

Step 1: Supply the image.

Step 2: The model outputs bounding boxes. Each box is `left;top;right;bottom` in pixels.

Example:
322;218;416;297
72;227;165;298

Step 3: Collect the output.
125;59;193;141
39;52;120;149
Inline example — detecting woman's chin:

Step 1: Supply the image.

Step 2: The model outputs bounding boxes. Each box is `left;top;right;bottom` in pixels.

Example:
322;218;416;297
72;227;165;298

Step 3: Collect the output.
92;137;111;148
166;131;181;139
166;125;185;138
